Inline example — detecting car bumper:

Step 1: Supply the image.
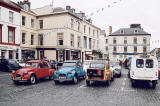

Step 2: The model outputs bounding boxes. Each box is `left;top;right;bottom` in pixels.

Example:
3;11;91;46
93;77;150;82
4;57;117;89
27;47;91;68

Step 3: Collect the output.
54;78;72;82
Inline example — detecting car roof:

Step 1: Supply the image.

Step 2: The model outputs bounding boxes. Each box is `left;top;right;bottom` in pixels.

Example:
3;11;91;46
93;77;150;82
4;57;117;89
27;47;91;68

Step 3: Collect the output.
64;60;79;63
27;60;48;63
90;60;107;64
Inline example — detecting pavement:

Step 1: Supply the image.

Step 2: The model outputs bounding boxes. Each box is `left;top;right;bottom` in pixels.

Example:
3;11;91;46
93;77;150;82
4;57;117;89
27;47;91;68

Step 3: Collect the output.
0;68;160;106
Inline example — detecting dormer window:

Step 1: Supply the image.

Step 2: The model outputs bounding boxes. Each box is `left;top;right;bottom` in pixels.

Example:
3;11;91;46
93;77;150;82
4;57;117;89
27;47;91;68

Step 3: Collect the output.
120;29;124;34
23;4;29;11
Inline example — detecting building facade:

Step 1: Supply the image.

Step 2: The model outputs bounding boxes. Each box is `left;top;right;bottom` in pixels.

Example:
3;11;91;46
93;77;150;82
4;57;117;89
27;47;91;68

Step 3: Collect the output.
16;0;101;62
99;30;109;59
32;5;101;62
17;0;38;61
150;48;160;61
0;0;21;60
109;24;151;61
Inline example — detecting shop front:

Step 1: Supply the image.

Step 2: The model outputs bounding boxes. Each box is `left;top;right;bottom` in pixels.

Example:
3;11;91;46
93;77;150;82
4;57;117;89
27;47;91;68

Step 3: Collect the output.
21;50;35;61
71;50;81;60
0;45;21;60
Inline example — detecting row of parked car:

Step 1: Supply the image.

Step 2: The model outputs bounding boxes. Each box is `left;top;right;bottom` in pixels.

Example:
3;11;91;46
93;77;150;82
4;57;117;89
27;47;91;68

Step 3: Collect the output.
2;58;121;86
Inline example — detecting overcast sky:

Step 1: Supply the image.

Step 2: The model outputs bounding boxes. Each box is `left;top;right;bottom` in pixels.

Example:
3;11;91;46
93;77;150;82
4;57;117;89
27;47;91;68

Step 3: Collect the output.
14;0;160;49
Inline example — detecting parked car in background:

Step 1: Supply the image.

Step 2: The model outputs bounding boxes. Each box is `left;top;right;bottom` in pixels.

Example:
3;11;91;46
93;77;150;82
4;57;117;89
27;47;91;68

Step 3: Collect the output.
86;60;114;86
0;59;21;72
129;55;158;89
158;61;160;79
11;60;54;84
110;61;122;77
54;60;86;84
83;60;92;72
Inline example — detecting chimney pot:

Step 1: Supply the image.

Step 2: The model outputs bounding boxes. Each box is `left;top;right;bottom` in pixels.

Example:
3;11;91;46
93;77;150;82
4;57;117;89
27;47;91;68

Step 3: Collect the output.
109;26;112;35
66;6;71;10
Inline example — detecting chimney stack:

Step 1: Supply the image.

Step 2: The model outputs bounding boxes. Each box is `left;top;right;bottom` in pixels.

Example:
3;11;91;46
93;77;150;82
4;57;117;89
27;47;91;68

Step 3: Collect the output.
66;6;71;10
109;26;112;35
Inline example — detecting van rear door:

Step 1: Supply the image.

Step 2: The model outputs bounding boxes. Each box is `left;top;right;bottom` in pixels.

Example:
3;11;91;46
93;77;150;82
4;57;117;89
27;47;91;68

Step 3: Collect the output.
144;59;156;78
134;59;145;77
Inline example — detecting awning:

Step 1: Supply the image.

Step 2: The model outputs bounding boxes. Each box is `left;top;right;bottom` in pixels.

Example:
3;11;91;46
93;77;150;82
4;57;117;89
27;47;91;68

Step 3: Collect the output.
88;55;97;58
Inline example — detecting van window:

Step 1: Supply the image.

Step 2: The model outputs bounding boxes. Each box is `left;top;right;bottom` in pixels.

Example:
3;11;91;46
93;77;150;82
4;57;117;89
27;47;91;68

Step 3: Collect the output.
136;59;144;68
146;59;153;68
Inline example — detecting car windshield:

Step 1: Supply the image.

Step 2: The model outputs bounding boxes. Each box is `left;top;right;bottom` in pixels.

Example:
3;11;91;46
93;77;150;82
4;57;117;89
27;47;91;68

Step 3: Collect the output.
9;60;17;65
62;62;76;67
90;63;105;68
25;62;38;67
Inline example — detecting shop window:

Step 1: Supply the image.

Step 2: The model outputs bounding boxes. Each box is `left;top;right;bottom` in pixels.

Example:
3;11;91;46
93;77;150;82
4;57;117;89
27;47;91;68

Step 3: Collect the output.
8;27;15;44
40;51;44;59
9;51;13;59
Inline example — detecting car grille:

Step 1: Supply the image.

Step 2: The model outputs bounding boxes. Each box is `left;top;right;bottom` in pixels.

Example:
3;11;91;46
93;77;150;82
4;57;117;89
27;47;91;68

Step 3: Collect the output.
59;74;66;77
16;74;21;77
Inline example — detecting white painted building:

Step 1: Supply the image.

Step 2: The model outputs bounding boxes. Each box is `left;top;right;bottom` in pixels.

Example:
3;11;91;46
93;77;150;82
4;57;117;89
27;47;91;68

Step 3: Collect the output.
109;24;151;61
0;0;21;60
99;30;109;59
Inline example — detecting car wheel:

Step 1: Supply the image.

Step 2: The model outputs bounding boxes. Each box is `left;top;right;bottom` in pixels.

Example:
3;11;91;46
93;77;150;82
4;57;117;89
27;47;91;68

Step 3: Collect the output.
54;80;59;85
86;80;91;86
13;81;19;85
49;75;53;80
30;75;36;85
73;76;78;84
152;82;157;89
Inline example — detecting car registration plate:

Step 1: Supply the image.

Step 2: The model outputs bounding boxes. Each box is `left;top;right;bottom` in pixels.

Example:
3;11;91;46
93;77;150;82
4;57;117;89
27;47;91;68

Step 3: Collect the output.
15;77;21;80
59;76;66;80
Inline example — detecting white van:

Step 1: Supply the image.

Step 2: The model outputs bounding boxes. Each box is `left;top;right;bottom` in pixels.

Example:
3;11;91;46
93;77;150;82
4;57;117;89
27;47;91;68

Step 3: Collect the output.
130;55;158;88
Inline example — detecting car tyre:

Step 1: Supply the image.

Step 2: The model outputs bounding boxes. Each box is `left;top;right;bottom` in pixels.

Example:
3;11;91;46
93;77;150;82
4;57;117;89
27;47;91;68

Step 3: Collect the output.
13;81;19;85
152;82;157;89
49;75;53;80
54;80;59;85
73;75;78;84
86;80;91;86
30;75;36;85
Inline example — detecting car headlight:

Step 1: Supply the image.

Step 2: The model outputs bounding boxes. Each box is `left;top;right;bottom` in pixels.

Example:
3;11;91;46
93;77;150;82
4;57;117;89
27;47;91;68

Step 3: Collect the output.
12;70;16;74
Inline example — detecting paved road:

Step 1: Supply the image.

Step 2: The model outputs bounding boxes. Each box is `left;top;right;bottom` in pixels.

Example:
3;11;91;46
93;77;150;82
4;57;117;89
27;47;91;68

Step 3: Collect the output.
0;69;160;106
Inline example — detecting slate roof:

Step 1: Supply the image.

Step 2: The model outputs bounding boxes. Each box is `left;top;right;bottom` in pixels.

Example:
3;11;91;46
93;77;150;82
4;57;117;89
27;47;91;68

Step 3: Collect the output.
110;28;151;36
1;0;20;9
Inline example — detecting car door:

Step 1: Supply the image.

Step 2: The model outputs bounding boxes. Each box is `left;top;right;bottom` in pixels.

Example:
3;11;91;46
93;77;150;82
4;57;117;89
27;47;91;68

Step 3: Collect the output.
133;59;145;77
37;62;45;79
43;62;50;77
144;59;156;78
77;62;83;77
